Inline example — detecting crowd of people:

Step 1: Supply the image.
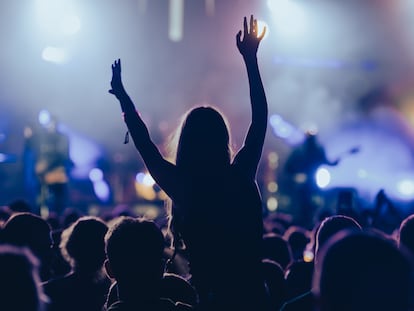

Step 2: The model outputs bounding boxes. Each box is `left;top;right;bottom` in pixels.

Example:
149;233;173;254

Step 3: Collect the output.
1;15;414;311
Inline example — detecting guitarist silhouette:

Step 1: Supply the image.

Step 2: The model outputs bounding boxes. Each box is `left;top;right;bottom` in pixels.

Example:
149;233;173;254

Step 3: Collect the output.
24;116;72;215
285;131;359;228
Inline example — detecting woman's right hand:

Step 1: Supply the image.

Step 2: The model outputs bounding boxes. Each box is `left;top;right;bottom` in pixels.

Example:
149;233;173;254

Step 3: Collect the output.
236;15;266;62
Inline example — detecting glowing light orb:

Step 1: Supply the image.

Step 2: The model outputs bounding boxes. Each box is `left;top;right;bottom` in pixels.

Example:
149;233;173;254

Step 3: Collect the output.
267;0;309;38
397;179;414;197
61;15;81;35
89;168;103;182
267;197;278;212
42;46;67;64
316;167;331;188
93;180;110;202
38;109;51;125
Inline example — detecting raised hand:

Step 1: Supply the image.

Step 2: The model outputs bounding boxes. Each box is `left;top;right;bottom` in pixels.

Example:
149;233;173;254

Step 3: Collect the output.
236;15;266;61
109;59;126;99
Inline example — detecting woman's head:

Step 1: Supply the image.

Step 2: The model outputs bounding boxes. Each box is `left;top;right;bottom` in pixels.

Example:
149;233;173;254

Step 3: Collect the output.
174;106;232;170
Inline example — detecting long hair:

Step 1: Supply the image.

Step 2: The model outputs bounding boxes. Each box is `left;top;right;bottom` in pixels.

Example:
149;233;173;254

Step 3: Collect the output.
173;106;232;172
164;106;233;255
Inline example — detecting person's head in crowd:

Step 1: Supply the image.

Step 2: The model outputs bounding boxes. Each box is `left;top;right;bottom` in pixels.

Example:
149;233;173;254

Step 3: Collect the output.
171;106;232;171
7;198;32;214
2;212;52;281
285;260;314;301
313;231;414;311
60;216;108;274
0;244;47;311
160;273;197;306
283;226;310;261
0;205;12;224
262;233;292;270
315;215;362;258
104;217;165;299
399;214;414;255
46;212;61;231
61;208;83;229
262;259;286;311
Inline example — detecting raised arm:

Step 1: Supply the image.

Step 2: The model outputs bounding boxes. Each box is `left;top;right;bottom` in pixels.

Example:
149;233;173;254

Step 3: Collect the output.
233;15;268;179
108;59;178;198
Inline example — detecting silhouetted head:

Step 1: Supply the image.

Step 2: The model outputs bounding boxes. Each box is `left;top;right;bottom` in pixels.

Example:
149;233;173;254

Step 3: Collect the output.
175;107;232;171
2;213;52;281
160;273;197;306
61;216;108;274
313;231;414;311
283;226;310;261
285;260;314;300
315;215;362;258
399;214;414;255
0;245;46;311
261;259;286;311
262;233;292;270
7;198;32;213
105;217;165;286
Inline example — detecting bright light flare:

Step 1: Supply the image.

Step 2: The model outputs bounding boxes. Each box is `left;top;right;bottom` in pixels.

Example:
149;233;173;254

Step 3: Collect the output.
38;109;51;125
267;197;278;212
61;15;81;35
267;0;309;39
89;168;103;182
42;46;67;64
93;180;110;202
35;0;81;37
397;179;414;197
257;20;269;40
316;167;331;189
136;172;156;187
169;0;184;42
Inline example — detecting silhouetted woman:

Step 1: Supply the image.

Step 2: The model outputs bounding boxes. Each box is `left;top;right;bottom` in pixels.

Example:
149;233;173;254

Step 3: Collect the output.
109;15;268;310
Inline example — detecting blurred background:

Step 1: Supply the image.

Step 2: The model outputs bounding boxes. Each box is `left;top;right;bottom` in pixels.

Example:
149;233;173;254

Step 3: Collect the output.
2;0;414;221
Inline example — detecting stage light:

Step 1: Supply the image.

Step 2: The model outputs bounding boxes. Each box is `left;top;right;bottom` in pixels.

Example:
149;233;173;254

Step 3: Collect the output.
35;0;81;36
89;168;103;182
270;114;305;145
267;197;278;212
38;109;51;125
42;46;67;64
143;173;156;186
267;182;278;193
316;167;331;189
257;20;269;40
61;15;81;35
169;0;184;42
270;114;294;139
397;179;414;197
136;172;155;187
136;172;146;184
93;180;110;202
267;0;309;39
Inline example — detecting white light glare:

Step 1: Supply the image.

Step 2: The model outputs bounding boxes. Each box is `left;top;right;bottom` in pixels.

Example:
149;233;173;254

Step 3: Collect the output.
38;109;51;125
267;0;308;38
169;0;184;42
257;20;269;40
267;197;278;212
89;168;103;182
93;180;110;202
42;46;67;64
136;172;156;187
61;15;81;35
316;167;331;189
270;114;294;138
397;179;414;197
